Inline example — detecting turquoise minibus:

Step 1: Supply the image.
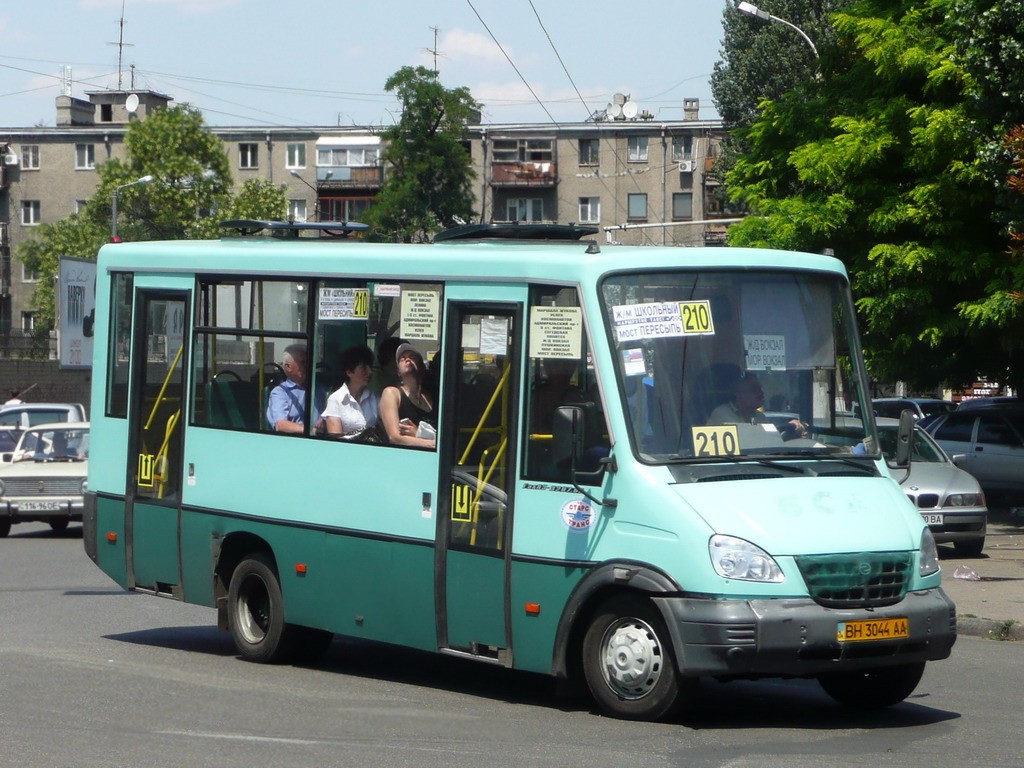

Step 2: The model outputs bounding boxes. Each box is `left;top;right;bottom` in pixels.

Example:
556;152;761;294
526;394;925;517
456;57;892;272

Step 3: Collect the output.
83;222;955;721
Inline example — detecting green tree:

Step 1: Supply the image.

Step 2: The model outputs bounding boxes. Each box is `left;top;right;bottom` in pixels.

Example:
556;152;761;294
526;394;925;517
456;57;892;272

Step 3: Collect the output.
18;105;284;333
364;66;479;243
712;0;852;130
725;0;1022;391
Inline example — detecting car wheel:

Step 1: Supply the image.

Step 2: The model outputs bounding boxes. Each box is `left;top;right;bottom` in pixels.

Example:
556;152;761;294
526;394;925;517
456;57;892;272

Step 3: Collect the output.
818;661;926;708
49;519;69;533
954;538;985;558
227;553;297;664
581;594;690;721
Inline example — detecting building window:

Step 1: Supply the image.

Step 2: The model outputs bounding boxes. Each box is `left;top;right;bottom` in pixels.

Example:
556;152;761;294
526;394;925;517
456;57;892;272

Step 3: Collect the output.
21;145;40;169
627;136;648;162
579;138;599;166
239;143;259;169
75;143;96;169
21;312;35;332
321;197;373;222
627;193;647;220
492;138;553;163
672;192;693;220
286;143;306;169
21;200;40;225
289;199;308;223
316;147;379;167
507;198;544;223
22;264;39;282
579;197;600;224
671;135;693;161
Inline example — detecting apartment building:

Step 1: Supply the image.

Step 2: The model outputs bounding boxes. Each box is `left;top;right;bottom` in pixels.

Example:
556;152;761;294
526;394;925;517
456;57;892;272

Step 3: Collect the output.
0;90;728;356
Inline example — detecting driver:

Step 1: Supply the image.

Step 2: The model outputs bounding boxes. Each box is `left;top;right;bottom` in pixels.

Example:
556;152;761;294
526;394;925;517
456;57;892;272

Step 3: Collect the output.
709;371;807;438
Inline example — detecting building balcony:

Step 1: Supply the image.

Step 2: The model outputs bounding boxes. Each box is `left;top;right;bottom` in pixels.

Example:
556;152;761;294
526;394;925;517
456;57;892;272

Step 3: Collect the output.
317;165;383;188
490;162;557;187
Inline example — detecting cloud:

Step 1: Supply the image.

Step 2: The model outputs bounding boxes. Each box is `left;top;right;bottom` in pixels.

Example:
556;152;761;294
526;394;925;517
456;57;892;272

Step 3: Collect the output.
439;27;509;67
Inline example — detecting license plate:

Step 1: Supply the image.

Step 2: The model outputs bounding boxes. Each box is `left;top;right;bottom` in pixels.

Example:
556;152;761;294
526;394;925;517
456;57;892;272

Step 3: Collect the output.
922;513;944;525
19;500;62;512
837;618;909;642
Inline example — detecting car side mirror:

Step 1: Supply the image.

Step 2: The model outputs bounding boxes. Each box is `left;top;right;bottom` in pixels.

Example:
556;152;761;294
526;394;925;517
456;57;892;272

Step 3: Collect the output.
893;409;915;468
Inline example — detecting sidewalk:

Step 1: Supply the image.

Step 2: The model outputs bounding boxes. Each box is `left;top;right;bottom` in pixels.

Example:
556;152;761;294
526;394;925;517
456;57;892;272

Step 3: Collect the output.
937;506;1024;640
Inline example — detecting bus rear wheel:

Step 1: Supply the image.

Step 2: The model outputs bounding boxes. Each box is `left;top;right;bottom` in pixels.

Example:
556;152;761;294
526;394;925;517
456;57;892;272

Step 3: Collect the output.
228;553;295;664
0;519;10;537
582;595;686;721
817;661;926;708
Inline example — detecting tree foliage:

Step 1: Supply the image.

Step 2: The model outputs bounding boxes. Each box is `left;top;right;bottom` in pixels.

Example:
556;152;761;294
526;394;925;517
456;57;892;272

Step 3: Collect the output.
712;0;854;130
364;66;479;243
18;105;285;331
724;0;1024;390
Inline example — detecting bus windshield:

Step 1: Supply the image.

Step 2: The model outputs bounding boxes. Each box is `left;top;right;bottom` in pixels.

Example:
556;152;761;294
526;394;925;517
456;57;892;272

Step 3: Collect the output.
601;269;875;463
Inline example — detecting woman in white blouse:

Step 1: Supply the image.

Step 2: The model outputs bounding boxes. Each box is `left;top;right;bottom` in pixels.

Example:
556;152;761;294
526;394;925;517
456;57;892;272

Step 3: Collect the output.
323;345;379;438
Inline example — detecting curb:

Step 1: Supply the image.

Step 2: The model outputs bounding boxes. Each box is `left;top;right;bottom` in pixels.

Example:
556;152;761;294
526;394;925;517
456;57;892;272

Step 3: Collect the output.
957;616;1024;641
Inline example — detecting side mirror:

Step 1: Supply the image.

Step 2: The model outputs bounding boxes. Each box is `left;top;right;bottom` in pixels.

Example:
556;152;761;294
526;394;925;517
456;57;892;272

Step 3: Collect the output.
552;405;585;468
893;409;915;468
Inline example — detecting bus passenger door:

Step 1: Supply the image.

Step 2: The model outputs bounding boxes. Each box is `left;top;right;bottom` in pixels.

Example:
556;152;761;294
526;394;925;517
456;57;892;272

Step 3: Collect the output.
125;290;189;595
438;302;521;662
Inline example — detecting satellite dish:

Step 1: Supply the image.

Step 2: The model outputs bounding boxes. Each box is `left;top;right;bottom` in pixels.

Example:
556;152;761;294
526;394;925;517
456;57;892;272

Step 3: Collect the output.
125;93;140;114
622;101;638;119
608;102;622;118
613;92;627;106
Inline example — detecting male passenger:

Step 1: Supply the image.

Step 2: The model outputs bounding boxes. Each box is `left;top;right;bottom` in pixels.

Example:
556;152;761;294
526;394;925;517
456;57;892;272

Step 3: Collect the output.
266;344;322;433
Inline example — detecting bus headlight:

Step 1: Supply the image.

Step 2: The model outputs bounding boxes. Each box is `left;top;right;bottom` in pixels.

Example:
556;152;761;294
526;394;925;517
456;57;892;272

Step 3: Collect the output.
709;535;784;582
919;528;940;576
80;478;88;495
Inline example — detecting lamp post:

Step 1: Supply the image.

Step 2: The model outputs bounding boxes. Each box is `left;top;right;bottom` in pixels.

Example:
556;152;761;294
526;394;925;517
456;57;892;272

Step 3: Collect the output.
289;170;320;222
110;175;154;242
737;1;819;59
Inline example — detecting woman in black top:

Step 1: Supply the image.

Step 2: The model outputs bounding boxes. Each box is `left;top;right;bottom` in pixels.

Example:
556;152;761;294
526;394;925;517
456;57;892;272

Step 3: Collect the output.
380;343;436;449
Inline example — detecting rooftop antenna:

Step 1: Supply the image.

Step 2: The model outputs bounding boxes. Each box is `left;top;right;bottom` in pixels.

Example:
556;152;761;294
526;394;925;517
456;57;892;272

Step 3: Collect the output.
424;26;444;74
107;0;133;90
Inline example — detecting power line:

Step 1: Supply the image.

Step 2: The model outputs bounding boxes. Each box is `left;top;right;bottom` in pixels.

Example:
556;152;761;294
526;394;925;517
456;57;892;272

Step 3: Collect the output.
527;0;591;121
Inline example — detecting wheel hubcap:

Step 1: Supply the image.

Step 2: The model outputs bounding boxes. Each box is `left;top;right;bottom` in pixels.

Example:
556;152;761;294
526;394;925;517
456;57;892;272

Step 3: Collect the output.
600;617;663;699
237;575;270;644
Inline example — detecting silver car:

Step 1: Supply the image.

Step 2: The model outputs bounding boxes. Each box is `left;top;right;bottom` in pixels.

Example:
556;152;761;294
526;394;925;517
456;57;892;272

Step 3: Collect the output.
0;422;89;537
877;418;987;557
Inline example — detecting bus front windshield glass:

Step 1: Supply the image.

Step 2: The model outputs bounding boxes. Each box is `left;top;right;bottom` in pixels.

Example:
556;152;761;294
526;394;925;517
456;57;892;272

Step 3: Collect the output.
601;269;876;463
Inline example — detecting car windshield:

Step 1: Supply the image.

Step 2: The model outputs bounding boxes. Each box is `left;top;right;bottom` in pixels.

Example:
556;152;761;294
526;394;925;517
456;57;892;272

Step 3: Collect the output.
601;269;875;463
13;426;89;462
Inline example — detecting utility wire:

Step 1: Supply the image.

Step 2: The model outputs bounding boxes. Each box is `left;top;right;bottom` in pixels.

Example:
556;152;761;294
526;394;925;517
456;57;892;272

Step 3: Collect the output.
527;0;592;121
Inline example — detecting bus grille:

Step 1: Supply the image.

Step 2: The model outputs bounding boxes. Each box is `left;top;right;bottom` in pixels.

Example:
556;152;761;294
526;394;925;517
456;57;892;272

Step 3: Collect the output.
794;552;911;608
3;477;83;496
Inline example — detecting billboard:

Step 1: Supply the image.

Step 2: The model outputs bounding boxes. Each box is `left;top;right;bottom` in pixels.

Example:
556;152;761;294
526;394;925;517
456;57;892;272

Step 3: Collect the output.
58;256;96;370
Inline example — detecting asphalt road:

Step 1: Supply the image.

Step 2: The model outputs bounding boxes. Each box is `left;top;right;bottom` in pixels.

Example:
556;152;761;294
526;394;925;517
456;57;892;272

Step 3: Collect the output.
2;522;1023;768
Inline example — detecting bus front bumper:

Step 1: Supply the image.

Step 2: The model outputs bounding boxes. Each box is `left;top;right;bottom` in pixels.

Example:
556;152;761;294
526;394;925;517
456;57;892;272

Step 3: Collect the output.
653;588;956;678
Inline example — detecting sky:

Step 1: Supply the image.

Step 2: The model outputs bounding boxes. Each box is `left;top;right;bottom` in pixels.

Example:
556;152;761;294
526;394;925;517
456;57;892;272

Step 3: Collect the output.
0;0;730;129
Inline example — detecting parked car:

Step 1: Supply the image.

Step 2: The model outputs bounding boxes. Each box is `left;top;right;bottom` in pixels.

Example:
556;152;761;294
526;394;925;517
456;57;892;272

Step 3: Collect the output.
876;418;987;557
0;422;89;537
0;403;87;461
922;408;1024;502
872;397;956;420
956;396;1021;410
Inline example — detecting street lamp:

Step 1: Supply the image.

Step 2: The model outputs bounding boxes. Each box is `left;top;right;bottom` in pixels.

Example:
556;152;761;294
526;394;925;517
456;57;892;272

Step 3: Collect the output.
737;1;819;59
110;175;154;242
289;169;322;221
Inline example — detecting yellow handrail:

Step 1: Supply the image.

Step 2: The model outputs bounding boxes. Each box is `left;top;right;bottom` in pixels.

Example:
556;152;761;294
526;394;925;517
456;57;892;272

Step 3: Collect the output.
458;360;511;466
144;342;184;431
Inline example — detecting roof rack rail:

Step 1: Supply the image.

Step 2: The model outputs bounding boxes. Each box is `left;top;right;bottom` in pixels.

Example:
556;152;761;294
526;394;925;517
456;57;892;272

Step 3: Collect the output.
433;222;598;242
219;219;370;238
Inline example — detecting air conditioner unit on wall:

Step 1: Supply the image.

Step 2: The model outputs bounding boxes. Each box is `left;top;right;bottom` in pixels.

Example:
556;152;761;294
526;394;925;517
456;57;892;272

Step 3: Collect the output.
3;153;19;166
678;160;694;173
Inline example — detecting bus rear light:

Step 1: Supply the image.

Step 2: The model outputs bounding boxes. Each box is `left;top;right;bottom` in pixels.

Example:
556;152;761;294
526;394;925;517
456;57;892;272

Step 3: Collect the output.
106;532;117;543
525;602;541;616
295;563;308;575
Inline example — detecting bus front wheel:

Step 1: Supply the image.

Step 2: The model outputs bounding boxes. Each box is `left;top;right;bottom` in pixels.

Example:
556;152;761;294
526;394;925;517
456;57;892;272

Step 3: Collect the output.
581;595;687;721
228;553;294;664
817;661;926;708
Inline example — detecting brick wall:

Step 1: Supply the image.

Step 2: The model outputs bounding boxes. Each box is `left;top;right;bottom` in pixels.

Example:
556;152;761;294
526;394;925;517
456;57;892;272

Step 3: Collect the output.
0;360;92;416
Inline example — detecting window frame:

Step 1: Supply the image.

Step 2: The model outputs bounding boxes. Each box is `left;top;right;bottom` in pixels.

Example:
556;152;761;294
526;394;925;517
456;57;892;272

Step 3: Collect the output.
21;145;40;170
627;136;649;163
578;196;600;224
75;143;96;170
672;192;694;221
21;200;40;226
238;142;259;170
578;138;599;167
285;142;306;169
627;193;648;221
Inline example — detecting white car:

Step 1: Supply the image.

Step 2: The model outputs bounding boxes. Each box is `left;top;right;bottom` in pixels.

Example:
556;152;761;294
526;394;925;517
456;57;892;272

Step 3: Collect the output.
877;418;987;557
0;422;89;537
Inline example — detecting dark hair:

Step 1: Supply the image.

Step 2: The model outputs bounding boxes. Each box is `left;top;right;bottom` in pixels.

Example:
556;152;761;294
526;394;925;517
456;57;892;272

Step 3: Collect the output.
377;337;407;368
398;347;426;386
339;345;374;383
